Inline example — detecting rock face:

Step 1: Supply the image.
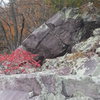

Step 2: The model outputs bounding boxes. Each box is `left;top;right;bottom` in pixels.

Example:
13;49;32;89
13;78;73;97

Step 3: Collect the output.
0;5;100;100
22;9;84;58
0;28;100;100
42;28;100;76
21;7;100;59
0;72;100;100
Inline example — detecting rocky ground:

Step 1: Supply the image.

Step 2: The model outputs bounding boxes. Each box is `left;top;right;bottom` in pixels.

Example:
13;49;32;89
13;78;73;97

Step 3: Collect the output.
0;3;100;100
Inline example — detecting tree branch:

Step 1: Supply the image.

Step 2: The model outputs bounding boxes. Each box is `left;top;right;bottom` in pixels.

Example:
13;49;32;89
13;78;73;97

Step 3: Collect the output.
0;21;11;51
18;14;25;45
9;0;19;49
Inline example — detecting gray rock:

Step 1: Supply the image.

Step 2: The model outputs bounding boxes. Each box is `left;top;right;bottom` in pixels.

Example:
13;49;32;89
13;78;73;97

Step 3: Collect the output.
40;93;66;100
74;55;100;76
22;17;84;59
96;47;100;54
0;90;29;100
0;75;42;95
93;28;100;36
42;53;100;76
0;72;100;100
21;7;100;59
67;96;94;100
62;76;100;100
72;36;100;52
92;57;100;76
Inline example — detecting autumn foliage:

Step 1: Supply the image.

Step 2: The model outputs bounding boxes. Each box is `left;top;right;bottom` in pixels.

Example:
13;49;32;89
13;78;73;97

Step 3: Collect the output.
0;48;41;74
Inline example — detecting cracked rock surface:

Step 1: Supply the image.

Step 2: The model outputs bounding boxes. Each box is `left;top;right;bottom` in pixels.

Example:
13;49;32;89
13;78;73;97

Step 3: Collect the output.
0;4;100;100
0;72;100;100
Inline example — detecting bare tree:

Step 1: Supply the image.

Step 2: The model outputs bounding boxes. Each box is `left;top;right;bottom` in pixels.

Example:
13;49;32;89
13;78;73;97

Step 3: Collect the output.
0;0;25;52
0;0;56;53
9;0;19;49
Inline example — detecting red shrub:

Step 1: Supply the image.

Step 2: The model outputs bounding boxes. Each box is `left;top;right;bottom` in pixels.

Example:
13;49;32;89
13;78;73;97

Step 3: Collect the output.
0;48;41;74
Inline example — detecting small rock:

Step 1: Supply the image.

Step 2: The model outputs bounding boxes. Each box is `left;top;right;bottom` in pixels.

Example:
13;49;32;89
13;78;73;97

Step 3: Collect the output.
42;93;66;100
67;96;94;100
72;36;100;52
96;47;100;54
93;28;100;36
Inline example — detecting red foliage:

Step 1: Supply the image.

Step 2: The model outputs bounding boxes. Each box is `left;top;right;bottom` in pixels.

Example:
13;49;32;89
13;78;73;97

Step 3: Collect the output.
0;48;41;74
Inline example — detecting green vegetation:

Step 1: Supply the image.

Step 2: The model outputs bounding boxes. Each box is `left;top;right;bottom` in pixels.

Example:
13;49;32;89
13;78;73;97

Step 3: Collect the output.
45;0;100;11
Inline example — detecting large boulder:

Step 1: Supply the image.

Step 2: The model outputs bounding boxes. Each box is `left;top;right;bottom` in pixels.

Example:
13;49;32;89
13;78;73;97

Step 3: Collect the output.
22;8;84;58
21;7;100;59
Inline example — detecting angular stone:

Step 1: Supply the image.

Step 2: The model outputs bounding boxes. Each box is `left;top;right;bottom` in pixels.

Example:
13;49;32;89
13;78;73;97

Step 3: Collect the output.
0;74;42;95
67;96;94;100
43;93;65;100
62;76;100;99
75;57;98;76
96;47;100;54
93;28;100;36
41;75;56;93
0;72;100;100
22;17;84;59
72;36;100;52
0;90;29;100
